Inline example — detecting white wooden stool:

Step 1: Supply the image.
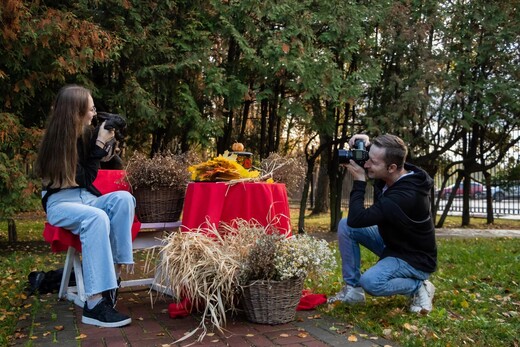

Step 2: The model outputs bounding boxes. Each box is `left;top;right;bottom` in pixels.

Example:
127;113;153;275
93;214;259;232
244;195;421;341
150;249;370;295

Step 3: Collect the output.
58;222;180;307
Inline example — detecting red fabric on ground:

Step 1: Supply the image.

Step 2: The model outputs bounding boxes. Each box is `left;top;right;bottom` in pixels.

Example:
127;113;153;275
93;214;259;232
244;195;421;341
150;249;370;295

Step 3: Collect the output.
168;298;193;318
296;289;327;310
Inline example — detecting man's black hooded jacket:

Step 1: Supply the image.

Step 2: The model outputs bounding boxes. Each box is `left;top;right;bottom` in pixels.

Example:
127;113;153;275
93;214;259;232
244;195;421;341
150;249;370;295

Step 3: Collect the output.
347;163;437;273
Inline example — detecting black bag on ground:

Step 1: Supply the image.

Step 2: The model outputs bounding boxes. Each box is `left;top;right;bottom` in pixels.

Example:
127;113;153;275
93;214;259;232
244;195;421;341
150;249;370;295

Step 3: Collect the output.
26;268;76;295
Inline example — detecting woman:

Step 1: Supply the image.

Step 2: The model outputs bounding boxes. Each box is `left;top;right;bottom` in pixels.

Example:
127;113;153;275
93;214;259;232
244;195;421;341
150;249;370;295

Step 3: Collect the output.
36;85;134;328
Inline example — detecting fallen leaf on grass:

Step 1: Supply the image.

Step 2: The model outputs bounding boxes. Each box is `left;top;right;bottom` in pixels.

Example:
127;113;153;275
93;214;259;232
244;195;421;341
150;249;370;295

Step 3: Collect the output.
54;326;64;331
382;328;392;337
403;323;418;332
43;332;51;337
30;336;38;340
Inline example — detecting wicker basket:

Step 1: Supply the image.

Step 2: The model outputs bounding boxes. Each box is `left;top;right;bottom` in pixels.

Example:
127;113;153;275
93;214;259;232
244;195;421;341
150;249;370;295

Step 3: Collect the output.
133;188;185;223
241;277;304;325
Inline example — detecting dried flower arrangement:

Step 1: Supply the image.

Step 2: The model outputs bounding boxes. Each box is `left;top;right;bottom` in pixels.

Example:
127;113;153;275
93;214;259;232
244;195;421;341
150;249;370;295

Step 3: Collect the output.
260;153;306;194
242;232;336;282
126;151;198;191
152;220;336;342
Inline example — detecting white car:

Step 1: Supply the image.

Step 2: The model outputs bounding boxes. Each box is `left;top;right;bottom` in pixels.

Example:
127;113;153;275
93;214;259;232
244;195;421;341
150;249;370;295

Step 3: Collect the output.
491;185;520;202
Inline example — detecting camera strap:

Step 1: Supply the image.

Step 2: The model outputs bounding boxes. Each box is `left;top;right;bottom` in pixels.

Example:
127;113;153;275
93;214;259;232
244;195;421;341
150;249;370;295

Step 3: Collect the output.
101;137;118;162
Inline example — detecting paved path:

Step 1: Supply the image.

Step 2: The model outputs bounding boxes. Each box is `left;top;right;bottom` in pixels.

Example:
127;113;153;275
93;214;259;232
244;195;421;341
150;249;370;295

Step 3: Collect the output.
14;288;395;346
435;228;520;238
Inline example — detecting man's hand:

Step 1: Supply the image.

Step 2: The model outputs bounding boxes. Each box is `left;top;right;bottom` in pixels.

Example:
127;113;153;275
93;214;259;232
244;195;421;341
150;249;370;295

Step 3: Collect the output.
343;160;366;181
349;134;370;148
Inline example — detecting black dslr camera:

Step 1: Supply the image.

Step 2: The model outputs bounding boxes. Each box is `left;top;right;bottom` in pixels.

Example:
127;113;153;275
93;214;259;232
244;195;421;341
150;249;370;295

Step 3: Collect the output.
94;112;127;169
96;112;127;141
338;139;369;166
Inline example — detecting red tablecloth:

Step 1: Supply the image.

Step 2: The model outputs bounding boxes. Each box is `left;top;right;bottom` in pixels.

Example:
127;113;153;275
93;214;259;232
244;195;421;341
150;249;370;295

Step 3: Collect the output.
43;170;141;252
181;182;291;234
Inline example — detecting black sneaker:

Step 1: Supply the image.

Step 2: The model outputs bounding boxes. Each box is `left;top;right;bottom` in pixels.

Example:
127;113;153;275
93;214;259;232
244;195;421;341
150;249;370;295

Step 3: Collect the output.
82;298;131;328
102;277;121;307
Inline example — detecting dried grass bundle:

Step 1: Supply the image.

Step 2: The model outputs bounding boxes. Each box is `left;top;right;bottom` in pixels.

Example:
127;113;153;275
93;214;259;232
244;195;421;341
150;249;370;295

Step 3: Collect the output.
153;220;272;342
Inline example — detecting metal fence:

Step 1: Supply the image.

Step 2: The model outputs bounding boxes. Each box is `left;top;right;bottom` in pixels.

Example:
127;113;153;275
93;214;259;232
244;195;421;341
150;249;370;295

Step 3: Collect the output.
293;167;520;219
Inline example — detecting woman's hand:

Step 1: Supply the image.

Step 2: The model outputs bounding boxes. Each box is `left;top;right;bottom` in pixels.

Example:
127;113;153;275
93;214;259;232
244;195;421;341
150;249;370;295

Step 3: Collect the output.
96;121;115;148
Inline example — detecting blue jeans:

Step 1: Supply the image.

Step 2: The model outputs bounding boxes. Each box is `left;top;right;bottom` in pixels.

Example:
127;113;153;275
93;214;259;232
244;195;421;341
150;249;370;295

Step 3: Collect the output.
338;218;429;296
45;188;135;298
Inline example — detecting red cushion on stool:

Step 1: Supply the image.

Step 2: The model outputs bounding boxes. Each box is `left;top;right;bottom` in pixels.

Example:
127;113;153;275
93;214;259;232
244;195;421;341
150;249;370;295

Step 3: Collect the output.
43;170;141;253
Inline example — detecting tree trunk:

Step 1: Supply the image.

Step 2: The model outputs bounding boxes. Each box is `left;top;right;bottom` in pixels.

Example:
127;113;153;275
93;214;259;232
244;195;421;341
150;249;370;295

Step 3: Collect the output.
8;218;17;243
312;147;330;214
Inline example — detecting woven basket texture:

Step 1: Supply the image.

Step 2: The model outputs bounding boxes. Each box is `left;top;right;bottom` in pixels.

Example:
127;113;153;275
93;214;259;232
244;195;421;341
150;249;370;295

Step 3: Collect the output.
133;188;184;223
242;277;304;325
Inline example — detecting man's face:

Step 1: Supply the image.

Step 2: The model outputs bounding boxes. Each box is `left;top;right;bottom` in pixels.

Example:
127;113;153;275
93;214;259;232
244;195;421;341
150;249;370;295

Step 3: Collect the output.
364;145;389;180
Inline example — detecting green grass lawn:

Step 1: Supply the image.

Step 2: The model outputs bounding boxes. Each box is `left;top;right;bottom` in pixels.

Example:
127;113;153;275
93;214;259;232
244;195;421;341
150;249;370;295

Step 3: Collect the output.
1;214;519;346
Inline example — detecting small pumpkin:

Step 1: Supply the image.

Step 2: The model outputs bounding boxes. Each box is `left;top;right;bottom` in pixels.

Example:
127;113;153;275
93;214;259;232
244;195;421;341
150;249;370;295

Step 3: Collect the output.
232;142;245;152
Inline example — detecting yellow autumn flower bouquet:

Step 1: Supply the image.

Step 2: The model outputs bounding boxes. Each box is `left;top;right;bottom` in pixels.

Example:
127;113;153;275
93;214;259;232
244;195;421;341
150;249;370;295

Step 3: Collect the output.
188;151;260;182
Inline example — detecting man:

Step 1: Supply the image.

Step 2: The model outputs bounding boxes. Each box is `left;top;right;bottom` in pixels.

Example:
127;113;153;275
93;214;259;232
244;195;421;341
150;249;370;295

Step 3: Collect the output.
329;134;437;313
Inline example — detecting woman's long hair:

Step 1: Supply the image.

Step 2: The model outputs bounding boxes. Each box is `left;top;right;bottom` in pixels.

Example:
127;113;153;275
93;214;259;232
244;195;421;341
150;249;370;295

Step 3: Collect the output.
36;85;91;188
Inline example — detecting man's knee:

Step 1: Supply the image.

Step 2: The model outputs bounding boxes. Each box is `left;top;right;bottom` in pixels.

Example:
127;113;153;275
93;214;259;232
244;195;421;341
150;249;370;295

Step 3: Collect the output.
359;272;383;296
338;218;350;237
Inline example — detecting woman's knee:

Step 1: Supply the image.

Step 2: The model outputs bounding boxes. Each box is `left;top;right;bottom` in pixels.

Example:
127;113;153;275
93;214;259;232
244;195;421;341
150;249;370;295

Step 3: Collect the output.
107;191;136;211
81;208;110;234
87;208;110;223
115;190;135;204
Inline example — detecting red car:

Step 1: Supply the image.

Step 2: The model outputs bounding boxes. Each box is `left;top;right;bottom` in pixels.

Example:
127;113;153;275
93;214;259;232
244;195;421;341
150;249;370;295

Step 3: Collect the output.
438;182;485;199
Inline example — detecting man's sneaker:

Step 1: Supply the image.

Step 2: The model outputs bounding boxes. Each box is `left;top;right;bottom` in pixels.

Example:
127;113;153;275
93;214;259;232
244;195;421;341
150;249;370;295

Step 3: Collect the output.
82;298;131;328
410;280;435;313
327;285;365;304
102;278;121;308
